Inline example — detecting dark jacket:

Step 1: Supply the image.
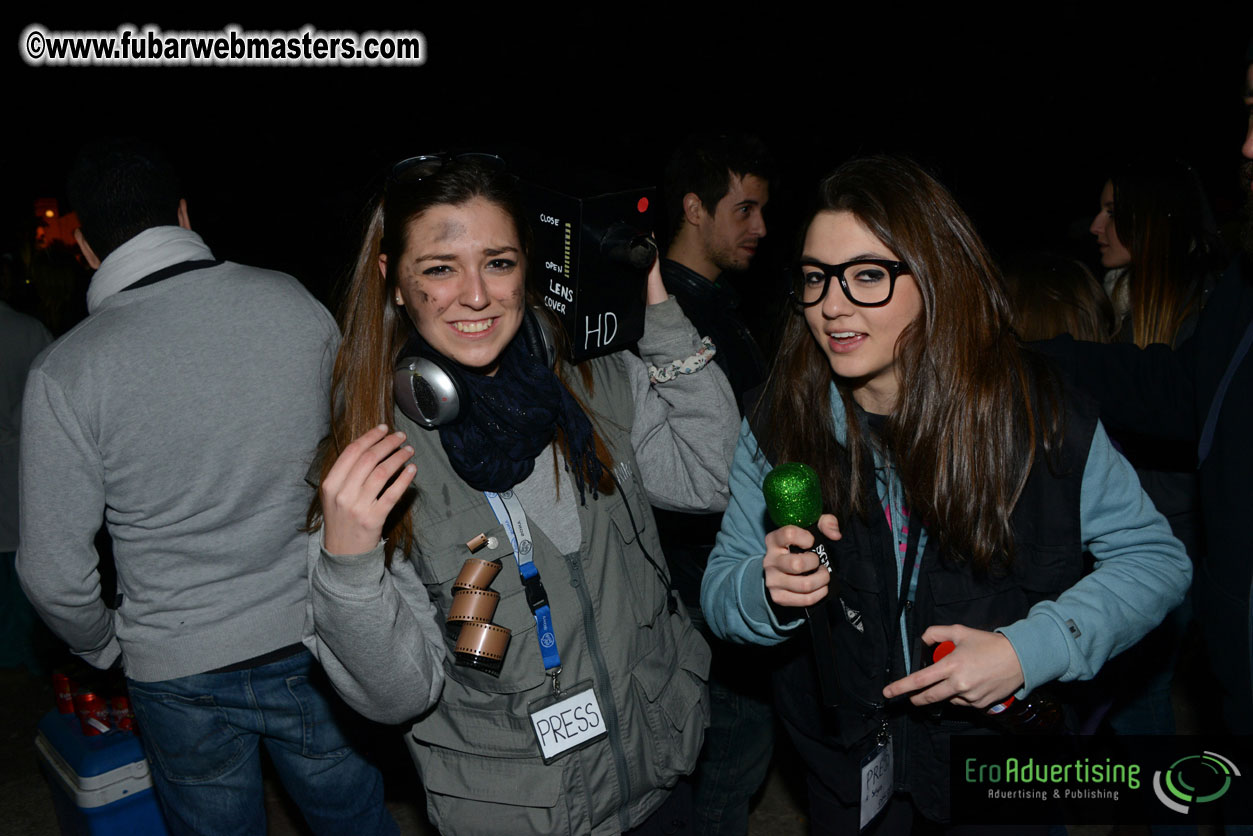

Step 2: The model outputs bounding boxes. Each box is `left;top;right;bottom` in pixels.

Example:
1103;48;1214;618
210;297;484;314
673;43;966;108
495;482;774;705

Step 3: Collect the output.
1106;269;1217;560
658;259;767;408
1039;253;1253;731
750;384;1098;822
655;258;768;607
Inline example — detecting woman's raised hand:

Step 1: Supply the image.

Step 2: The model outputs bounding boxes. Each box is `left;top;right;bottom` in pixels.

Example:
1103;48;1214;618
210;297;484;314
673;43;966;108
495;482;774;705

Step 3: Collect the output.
881;624;1025;709
645;247;668;306
321;424;416;555
762;514;841;609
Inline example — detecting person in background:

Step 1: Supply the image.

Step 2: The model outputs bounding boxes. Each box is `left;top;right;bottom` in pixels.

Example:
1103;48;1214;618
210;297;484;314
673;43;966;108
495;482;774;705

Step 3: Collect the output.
1083;158;1226;737
0;289;52;672
657;133;774;836
1002;252;1115;344
17;138;396;836
1040;47;1253;737
1089;158;1224;349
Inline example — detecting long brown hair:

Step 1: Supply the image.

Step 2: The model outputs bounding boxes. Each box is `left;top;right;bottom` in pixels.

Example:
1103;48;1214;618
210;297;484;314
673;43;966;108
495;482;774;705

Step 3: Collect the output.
307;159;612;561
1003;252;1116;343
1110;158;1224;347
758;155;1063;572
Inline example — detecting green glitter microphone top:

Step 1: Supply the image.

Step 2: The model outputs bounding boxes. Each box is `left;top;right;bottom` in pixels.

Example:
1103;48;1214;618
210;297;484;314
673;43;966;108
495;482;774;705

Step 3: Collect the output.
762;462;822;528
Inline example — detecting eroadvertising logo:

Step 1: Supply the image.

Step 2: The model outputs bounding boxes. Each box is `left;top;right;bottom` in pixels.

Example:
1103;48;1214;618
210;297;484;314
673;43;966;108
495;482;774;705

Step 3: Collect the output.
1152;751;1240;814
951;736;1252;826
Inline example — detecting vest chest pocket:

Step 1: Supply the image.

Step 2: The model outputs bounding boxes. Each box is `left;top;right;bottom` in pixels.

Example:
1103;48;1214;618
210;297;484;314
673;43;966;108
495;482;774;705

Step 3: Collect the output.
921;544;1082;632
1010;544;1084;608
411;516;547;695
922;562;1026;633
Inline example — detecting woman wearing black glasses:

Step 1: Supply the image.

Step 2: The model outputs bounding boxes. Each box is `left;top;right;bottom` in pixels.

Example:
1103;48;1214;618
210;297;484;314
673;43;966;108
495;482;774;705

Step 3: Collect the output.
701;156;1191;834
303;156;737;835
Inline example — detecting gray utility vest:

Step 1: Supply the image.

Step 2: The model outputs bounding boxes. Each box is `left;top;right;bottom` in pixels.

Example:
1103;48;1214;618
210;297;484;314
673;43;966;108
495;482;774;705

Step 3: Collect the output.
399;352;712;836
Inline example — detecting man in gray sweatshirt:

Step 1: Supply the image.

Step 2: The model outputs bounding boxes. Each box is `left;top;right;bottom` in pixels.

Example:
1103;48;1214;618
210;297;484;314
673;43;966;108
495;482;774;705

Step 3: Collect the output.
17;139;396;836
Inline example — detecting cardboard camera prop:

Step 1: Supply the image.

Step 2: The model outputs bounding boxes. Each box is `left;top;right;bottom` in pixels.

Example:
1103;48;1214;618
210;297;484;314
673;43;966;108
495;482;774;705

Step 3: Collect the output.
518;168;656;363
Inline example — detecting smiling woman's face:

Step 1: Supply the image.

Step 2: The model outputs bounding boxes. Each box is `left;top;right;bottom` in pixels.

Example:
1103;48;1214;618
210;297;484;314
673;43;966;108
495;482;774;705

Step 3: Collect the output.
386;197;526;375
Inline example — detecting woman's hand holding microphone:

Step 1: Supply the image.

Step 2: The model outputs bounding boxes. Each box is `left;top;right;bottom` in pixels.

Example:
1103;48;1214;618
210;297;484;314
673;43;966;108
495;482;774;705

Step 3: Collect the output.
762;514;842;608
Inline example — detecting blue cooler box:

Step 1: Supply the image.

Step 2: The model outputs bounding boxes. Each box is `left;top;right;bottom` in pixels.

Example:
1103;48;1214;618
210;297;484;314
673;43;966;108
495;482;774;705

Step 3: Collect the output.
35;709;168;836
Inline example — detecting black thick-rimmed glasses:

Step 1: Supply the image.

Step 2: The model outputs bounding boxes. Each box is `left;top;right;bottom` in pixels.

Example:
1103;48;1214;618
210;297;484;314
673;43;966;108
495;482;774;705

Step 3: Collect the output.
789;258;911;308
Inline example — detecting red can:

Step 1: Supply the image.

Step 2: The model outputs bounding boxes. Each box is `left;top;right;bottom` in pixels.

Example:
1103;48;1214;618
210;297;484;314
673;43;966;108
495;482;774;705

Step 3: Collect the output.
110;695;135;732
52;672;75;715
74;691;111;736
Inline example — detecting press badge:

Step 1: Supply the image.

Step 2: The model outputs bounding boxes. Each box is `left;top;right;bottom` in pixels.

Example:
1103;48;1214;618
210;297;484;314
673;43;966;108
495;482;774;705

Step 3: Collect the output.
859;733;893;830
528;681;607;763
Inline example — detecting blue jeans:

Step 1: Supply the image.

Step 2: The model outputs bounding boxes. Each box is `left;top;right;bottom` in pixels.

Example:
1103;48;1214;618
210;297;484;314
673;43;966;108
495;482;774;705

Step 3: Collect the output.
693;676;773;836
686;607;774;836
127;649;397;836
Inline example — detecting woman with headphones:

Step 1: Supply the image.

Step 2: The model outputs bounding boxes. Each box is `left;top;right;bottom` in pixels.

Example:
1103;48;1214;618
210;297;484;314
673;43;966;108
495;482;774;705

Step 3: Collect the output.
303;155;737;836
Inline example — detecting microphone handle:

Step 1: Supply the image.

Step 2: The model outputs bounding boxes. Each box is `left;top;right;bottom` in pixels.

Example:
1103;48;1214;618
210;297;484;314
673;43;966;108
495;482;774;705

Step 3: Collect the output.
792;523;841;708
805;597;841;708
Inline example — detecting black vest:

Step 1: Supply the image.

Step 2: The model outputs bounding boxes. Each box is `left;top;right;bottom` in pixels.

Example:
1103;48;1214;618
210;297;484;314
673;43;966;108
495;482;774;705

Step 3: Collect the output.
748;378;1097;822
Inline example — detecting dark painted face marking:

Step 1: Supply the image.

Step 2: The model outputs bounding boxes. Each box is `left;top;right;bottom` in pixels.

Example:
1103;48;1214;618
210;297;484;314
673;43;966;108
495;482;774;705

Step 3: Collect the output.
434;219;466;242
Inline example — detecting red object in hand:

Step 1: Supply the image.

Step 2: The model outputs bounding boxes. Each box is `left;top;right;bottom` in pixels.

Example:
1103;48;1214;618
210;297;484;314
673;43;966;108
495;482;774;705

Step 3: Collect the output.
930;640;1016;712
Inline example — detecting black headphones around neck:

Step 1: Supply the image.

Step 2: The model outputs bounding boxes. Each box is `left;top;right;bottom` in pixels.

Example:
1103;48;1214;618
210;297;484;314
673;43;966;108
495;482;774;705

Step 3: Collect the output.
393;308;557;429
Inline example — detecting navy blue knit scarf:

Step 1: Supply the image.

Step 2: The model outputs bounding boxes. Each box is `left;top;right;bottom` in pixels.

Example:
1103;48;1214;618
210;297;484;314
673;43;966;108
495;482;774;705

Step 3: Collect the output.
438;333;602;500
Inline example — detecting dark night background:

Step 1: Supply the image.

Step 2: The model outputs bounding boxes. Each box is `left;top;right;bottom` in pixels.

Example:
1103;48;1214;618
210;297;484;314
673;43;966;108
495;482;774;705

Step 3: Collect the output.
5;11;1252;323
2;12;1252;833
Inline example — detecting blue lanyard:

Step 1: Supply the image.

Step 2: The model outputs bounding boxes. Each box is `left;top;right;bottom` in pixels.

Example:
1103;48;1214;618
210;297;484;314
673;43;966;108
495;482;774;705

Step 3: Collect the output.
484;491;561;672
